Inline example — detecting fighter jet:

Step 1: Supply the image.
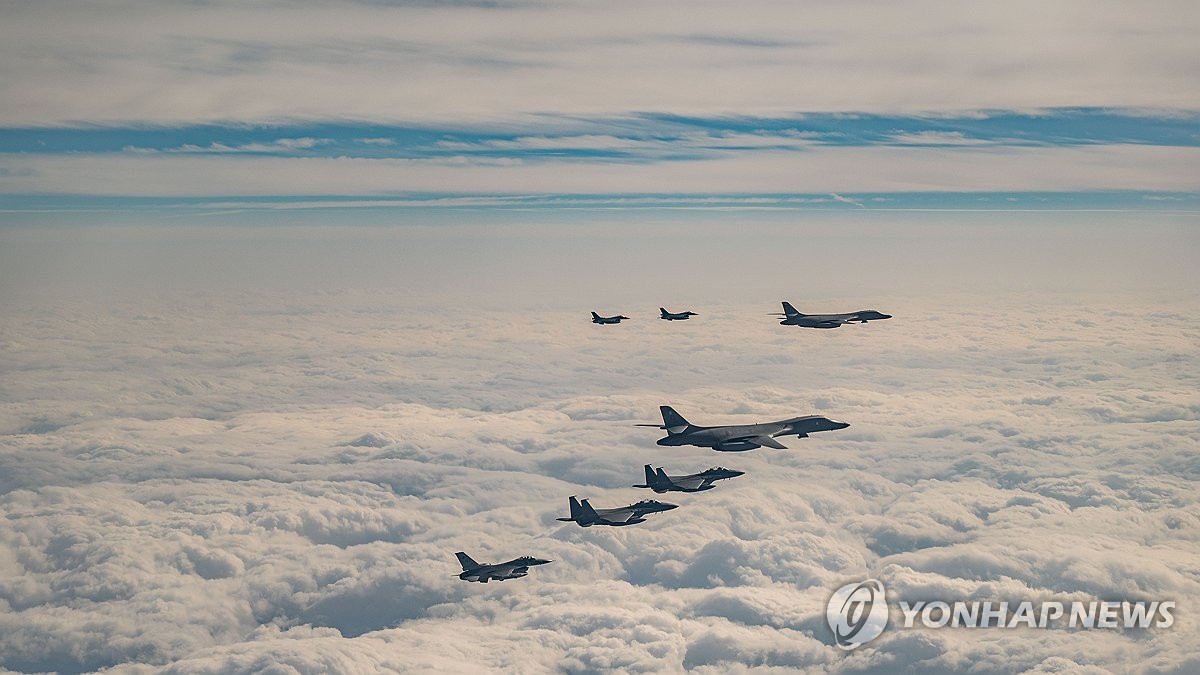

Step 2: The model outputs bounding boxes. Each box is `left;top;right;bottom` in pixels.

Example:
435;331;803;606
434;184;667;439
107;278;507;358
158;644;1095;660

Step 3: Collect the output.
660;307;698;321
772;301;892;328
556;496;677;527
591;311;630;324
633;464;744;493
638;405;849;451
455;552;552;583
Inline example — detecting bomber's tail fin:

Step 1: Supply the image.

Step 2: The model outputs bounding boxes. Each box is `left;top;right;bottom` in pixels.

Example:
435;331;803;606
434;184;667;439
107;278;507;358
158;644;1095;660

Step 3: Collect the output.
781;301;802;317
455;552;479;571
660;405;693;434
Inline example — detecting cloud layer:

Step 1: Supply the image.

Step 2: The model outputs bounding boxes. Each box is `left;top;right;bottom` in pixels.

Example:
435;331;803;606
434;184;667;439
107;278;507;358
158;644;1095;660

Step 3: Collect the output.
1;278;1197;673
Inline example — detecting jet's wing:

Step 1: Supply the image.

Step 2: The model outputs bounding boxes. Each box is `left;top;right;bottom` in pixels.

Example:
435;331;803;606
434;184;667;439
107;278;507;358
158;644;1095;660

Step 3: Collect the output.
596;506;639;522
670;475;708;490
492;563;527;577
473;564;500;579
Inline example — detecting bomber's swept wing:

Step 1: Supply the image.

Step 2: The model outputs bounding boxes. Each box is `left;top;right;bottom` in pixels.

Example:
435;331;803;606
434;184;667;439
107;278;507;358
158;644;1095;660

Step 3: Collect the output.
740;434;788;449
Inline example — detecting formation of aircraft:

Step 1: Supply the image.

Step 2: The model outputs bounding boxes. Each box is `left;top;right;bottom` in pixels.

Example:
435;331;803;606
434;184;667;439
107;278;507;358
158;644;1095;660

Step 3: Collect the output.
594;302;891;329
591;312;631;324
556;495;678;527
455;552;552;583
659;307;697;321
462;297;884;581
638;405;848;452
772;301;892;328
633;464;744;493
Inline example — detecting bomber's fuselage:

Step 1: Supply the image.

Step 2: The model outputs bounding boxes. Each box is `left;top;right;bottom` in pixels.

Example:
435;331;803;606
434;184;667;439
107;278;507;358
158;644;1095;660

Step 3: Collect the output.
780;310;892;327
657;416;848;451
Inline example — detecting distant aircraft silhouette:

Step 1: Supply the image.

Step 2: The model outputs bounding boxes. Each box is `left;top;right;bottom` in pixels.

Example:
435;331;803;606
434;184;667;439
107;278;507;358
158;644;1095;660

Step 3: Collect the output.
772;301;891;328
591;312;630;324
659;307;698;321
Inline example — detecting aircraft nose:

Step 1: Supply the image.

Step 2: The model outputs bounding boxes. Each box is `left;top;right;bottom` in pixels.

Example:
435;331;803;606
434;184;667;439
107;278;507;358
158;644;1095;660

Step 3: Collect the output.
662;503;679;510
532;558;552;566
728;469;746;477
832;420;850;429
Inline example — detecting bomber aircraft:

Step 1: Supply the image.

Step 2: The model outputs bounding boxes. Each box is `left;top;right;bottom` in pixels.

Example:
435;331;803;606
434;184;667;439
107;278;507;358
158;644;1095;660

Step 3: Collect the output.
638;405;849;451
659;307;698;321
591;311;631;324
556;496;677;526
455;552;552;583
772;301;891;328
633;464;744;493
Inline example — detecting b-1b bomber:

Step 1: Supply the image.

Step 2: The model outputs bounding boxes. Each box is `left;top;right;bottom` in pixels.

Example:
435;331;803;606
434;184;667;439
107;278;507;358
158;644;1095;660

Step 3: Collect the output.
639;405;848;451
772;301;891;329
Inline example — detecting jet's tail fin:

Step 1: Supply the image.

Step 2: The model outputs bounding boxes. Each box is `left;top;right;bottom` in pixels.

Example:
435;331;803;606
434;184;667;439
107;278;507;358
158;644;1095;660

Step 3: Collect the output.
591;312;601;320
455;552;478;571
781;301;803;317
634;465;660;489
659;308;669;317
655;467;671;482
578;498;601;522
561;495;599;523
660;405;693;434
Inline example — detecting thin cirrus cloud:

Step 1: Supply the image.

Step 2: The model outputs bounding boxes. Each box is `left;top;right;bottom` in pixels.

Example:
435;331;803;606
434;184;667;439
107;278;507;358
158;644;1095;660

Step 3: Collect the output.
123;137;333;154
1;1;1197;125
1;110;1198;212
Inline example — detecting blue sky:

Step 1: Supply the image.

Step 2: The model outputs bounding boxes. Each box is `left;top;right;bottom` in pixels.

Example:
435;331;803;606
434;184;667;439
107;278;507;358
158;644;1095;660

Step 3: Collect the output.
4;110;1198;158
2;108;1198;220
